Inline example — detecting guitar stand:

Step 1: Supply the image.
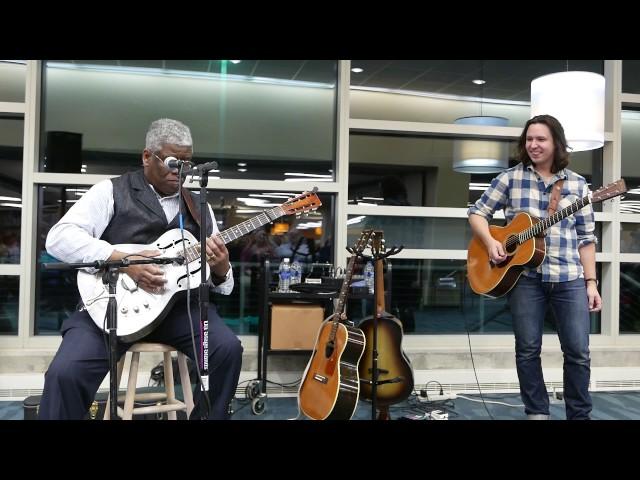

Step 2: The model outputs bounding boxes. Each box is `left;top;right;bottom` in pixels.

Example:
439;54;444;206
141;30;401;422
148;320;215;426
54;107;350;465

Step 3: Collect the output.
43;256;183;420
347;237;403;420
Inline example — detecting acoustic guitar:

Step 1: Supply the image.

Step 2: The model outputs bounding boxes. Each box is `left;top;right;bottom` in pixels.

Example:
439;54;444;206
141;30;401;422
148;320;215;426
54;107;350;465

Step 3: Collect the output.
77;189;322;342
358;231;414;416
298;230;371;420
467;179;627;298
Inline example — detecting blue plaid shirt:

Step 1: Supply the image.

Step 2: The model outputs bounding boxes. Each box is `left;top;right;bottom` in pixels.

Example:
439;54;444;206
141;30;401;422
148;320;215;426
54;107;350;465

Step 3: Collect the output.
468;163;597;283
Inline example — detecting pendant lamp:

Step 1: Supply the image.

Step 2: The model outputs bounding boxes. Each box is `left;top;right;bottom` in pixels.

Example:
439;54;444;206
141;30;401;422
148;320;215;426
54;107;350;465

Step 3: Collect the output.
530;70;605;152
452;61;510;174
452;116;510;174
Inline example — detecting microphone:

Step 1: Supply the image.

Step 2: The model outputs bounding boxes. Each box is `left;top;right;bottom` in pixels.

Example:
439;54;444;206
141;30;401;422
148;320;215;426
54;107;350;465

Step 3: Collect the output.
164;156;193;170
190;161;218;173
183;161;219;177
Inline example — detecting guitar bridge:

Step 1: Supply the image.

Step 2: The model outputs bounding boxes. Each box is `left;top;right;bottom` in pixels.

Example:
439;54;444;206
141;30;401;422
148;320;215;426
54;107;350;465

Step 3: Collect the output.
313;374;328;384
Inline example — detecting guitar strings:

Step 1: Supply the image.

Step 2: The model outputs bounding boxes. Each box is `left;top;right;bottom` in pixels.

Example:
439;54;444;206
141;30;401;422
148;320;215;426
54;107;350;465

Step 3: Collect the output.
510;195;590;245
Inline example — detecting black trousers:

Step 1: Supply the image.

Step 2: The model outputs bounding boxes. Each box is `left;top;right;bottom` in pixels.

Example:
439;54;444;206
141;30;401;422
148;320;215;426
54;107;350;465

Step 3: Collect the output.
39;301;243;420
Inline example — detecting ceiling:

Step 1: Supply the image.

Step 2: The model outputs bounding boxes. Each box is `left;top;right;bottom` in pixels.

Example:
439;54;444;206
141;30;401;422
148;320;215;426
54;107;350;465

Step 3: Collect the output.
57;60;605;103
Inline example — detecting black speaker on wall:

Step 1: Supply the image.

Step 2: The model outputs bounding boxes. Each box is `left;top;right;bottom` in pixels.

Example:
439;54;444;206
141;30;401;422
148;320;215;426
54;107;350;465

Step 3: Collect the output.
44;131;83;173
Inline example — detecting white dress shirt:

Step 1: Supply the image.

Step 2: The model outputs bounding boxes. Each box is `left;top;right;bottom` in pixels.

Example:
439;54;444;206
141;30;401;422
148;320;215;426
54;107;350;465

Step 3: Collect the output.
46;178;234;295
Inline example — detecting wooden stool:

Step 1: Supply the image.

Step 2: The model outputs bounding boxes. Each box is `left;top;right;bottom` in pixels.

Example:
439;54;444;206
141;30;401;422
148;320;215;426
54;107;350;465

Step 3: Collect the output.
104;343;194;420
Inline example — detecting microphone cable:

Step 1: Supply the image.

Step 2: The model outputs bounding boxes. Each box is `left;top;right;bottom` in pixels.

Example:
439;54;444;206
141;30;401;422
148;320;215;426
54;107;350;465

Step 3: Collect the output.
464;312;494;420
178;162;211;419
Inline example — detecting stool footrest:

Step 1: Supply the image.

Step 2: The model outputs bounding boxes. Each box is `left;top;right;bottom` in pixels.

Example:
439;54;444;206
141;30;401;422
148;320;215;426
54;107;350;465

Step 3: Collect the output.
117;401;187;417
131;392;168;402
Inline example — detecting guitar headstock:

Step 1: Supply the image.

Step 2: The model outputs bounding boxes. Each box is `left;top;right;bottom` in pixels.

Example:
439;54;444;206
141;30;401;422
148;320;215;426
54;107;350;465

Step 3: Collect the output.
353;229;374;254
370;230;385;256
281;187;322;215
591;178;627;204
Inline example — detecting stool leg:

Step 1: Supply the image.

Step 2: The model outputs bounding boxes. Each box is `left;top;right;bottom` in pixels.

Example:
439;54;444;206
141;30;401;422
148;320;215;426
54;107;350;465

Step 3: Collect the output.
104;355;126;420
122;352;140;420
163;351;177;420
177;352;194;417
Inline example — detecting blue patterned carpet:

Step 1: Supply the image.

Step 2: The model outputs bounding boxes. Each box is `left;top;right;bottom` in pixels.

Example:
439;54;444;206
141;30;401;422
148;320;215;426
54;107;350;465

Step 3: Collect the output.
5;391;640;420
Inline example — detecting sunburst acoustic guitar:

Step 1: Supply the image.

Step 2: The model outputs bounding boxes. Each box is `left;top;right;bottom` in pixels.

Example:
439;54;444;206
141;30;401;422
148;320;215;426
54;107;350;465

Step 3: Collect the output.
358;230;414;419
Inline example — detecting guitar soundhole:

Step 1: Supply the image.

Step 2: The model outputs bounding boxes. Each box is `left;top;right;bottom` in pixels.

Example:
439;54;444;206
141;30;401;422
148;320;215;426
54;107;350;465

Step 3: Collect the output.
504;235;518;254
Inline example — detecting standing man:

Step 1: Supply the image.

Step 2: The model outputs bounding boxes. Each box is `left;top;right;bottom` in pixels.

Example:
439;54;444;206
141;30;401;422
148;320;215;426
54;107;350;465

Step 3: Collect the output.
468;114;601;420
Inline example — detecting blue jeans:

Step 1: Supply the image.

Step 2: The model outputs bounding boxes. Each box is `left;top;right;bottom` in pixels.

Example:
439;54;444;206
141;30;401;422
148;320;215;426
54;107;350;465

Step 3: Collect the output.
507;276;592;420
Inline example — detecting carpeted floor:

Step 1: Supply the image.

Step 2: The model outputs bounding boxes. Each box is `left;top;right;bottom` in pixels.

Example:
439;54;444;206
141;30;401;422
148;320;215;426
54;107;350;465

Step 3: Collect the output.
4;391;640;420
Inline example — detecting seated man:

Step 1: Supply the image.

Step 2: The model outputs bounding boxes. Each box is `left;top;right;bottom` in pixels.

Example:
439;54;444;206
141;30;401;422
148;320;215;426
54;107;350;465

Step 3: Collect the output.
39;118;243;420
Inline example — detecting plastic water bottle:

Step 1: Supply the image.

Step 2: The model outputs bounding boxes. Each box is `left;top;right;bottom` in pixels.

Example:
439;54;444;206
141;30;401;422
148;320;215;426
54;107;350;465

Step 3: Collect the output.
364;261;374;294
291;260;302;285
278;258;291;292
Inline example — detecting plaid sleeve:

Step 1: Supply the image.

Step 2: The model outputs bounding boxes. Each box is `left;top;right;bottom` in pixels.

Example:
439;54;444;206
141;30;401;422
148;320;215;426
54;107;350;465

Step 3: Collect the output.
575;180;597;248
468;172;509;220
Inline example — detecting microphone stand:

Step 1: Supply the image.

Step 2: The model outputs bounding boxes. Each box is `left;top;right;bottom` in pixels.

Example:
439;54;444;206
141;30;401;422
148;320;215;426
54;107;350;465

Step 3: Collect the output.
185;161;219;418
43;256;184;420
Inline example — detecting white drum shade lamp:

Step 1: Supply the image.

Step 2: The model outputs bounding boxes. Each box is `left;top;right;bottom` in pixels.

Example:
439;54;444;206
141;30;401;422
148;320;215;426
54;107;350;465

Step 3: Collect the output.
452;116;510;174
530;71;605;152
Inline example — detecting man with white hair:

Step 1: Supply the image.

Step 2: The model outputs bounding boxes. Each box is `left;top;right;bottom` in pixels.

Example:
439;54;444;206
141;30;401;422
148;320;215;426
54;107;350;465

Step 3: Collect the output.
40;118;243;420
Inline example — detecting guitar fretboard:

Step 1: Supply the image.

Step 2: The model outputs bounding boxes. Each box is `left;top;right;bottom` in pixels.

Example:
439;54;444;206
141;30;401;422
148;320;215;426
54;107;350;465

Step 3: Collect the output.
329;254;358;340
516;195;590;244
179;206;285;263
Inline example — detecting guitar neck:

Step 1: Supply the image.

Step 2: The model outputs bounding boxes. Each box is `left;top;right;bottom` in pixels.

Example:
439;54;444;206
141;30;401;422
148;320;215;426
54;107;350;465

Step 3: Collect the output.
520;195;591;242
180;206;285;263
334;255;358;317
375;257;385;315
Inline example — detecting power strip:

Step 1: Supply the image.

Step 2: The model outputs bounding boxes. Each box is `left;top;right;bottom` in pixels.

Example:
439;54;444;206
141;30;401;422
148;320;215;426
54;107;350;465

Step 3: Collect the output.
418;393;457;402
429;410;449;420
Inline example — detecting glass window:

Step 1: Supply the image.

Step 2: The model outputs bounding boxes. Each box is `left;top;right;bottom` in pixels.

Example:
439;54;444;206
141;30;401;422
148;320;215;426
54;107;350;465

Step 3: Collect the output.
0;61;26;102
349;133;602;211
620;263;640;333
0;118;23;264
621;109;640;215
36;185;84;334
348;216;473;250
350;60;604;127
623;60;640;94
41;60;337;180
35;184;333;335
621;223;640;253
341;259;600;335
0;275;19;334
348;215;602;253
206;189;333;335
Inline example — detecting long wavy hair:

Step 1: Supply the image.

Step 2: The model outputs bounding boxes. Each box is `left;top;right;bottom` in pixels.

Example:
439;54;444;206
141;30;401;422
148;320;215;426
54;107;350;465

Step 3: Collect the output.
516;114;570;174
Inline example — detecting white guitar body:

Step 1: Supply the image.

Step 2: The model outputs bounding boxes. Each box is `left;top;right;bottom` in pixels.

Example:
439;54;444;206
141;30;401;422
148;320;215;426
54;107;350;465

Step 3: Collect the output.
75;188;322;342
77;229;209;342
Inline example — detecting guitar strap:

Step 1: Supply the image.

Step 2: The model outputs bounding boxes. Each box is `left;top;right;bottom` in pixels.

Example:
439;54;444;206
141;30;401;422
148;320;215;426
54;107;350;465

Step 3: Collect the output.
547;179;565;216
181;187;210;234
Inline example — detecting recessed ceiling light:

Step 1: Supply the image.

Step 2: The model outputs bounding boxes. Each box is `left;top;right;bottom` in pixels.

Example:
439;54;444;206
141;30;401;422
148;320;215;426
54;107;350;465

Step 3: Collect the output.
230;60;241;64
237;168;247;172
237;162;247;167
472;79;486;85
351;67;363;73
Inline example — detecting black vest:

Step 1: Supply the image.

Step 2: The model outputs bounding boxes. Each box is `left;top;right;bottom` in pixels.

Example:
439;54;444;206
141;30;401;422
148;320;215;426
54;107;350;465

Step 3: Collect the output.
100;170;212;245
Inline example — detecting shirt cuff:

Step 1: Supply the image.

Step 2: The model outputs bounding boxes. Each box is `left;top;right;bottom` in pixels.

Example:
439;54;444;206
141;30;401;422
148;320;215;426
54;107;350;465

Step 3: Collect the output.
210;264;234;295
578;235;598;249
468;207;491;220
